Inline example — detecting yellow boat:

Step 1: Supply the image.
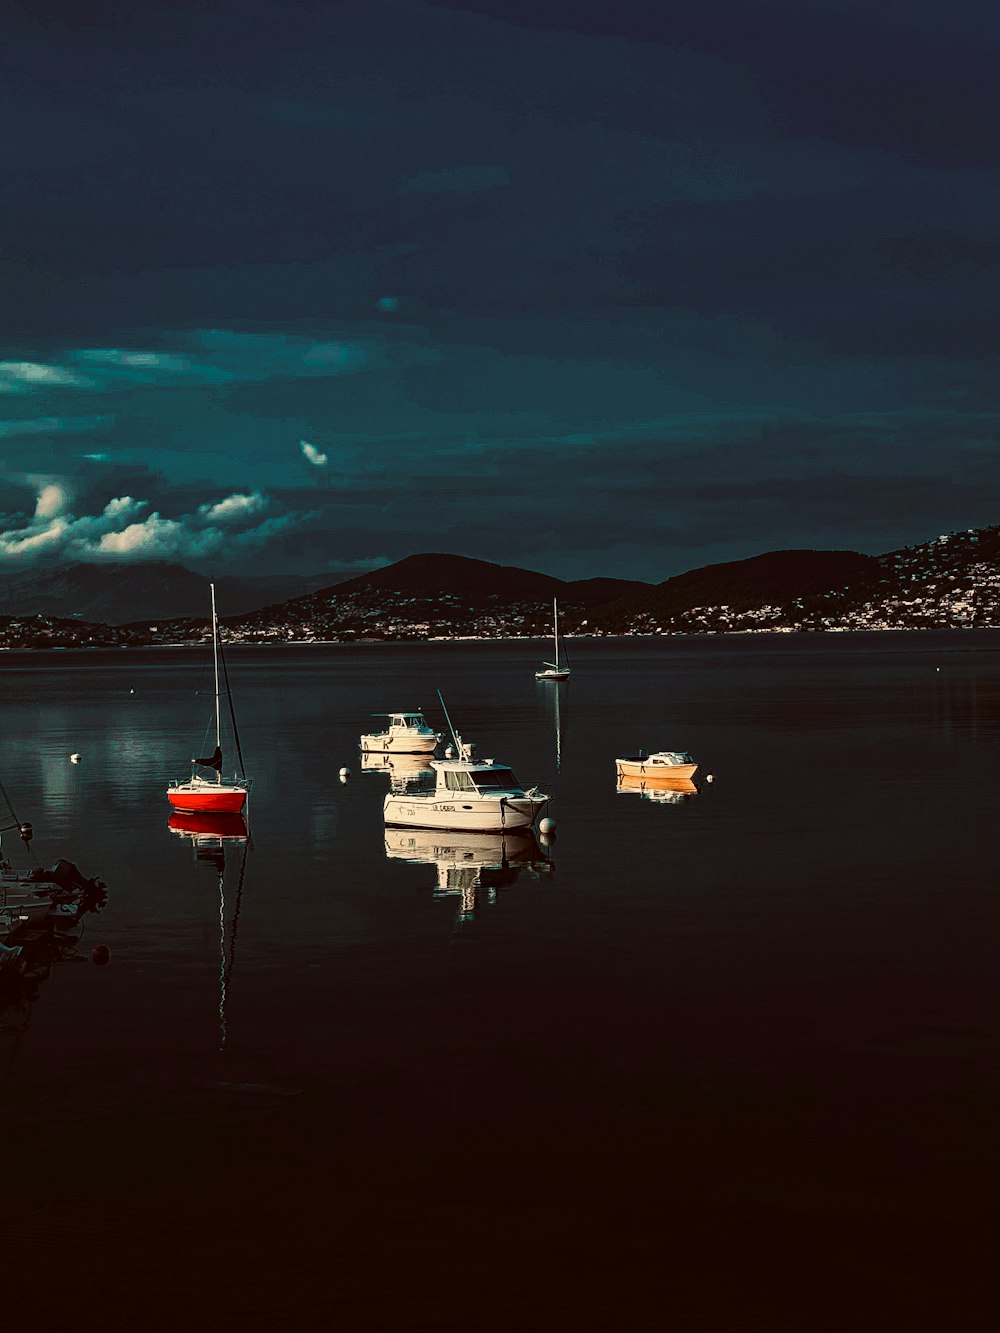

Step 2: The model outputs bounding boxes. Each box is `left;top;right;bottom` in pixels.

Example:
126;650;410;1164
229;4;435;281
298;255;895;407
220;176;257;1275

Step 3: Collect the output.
615;751;698;782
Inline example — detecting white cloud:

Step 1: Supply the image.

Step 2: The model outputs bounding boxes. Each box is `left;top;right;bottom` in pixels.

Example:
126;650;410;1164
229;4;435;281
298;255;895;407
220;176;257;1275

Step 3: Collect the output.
0;482;292;566
0;330;441;400
198;491;267;523
35;483;70;520
0;361;91;393
300;440;328;467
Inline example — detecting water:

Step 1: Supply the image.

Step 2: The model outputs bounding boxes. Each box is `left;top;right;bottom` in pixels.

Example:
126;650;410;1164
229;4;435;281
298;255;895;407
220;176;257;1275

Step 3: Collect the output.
3;633;999;1329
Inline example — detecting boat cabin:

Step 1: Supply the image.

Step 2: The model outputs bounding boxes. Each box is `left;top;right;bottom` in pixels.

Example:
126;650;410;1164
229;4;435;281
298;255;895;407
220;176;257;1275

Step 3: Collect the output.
431;759;528;796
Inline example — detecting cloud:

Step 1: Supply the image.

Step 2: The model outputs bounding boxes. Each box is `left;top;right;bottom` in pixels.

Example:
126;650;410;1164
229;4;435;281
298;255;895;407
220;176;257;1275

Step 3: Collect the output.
198;491;267;522
35;483;70;520
300;440;328;467
0;414;114;438
0;329;437;402
0;482;292;567
0;361;92;393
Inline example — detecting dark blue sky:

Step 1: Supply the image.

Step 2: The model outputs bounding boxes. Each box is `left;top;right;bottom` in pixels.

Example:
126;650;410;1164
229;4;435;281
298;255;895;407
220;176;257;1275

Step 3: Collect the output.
2;0;999;579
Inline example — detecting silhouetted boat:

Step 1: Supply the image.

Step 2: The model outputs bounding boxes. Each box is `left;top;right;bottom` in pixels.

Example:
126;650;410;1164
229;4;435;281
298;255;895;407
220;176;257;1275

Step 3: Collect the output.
2;786;106;961
167;583;250;815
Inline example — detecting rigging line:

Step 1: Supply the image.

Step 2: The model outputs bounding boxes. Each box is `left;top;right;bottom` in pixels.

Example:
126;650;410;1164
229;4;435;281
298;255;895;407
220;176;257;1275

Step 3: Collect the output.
0;777;40;867
217;635;247;781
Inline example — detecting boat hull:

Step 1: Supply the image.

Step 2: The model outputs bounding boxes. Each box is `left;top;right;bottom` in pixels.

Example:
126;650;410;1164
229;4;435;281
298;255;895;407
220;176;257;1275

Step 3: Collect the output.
535;669;570;682
615;759;698;782
383;793;546;832
360;733;440;754
167;784;248;814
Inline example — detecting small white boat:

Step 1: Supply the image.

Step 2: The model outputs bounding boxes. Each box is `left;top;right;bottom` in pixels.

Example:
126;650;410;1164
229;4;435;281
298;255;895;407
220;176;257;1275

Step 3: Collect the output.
383;692;549;832
360;711;442;755
615;751;699;782
535;598;570;682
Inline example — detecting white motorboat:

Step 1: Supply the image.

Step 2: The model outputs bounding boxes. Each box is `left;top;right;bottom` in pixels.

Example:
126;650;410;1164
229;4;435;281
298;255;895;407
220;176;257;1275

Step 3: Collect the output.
360;711;442;755
383;756;548;832
383;692;549;832
615;751;699;782
535;597;570;681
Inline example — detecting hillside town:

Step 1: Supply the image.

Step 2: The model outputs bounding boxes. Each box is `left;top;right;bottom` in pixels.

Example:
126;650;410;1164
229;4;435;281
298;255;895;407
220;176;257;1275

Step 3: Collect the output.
2;527;1000;650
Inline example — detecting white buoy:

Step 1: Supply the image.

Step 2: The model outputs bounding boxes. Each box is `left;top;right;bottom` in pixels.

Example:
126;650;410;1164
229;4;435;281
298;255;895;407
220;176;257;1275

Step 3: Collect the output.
339;767;351;782
705;773;714;783
129;688;135;694
538;816;556;836
69;753;81;763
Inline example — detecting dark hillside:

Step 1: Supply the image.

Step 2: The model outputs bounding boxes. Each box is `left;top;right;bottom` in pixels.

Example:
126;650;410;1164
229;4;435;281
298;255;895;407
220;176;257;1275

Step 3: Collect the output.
597;549;881;626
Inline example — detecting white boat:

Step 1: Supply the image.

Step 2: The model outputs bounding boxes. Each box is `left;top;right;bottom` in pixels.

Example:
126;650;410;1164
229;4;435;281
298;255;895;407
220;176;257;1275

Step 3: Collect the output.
384;756;548;832
615;751;699;782
360;711;442;755
167;583;250;815
535;598;570;681
383;693;549;832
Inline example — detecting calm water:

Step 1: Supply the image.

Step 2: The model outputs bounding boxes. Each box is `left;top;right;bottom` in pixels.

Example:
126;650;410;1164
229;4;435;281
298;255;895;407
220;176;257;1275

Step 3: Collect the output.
3;633;1000;1330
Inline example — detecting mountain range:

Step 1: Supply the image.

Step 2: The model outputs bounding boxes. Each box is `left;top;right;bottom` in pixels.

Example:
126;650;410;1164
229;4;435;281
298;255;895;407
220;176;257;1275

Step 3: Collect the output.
1;523;1000;647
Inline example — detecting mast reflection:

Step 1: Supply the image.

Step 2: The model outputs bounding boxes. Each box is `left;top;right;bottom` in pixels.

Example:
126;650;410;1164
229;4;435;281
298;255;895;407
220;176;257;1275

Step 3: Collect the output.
167;811;249;1049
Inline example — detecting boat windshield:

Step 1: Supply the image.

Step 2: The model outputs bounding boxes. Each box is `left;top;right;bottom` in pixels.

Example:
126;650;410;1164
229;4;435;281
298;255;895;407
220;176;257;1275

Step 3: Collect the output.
471;768;521;791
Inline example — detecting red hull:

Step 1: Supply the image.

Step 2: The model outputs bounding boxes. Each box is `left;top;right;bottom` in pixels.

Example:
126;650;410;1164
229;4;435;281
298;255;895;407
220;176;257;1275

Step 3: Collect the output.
167;787;247;814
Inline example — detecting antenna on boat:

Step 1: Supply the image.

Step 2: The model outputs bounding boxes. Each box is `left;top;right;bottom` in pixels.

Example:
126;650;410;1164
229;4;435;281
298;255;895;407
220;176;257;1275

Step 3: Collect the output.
436;689;464;758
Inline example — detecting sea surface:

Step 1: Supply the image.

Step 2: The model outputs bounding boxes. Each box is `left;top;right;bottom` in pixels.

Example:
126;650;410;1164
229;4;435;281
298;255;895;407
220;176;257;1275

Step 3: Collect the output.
2;632;999;1330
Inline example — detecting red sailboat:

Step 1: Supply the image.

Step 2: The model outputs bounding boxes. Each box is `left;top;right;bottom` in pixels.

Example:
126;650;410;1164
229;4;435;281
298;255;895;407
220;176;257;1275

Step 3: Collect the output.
167;584;250;815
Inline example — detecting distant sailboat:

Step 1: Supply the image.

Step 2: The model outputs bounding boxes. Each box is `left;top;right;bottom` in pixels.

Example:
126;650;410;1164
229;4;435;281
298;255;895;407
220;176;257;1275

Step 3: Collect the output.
535;597;570;682
167;584;250;815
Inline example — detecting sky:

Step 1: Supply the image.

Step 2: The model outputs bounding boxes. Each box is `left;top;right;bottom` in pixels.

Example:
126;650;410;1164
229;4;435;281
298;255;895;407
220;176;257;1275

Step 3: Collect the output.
2;0;999;581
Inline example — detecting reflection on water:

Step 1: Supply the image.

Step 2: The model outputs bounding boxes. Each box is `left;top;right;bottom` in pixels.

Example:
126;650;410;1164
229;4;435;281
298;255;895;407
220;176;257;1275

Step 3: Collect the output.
385;827;554;923
167;811;249;1049
360;750;435;789
615;774;699;804
0;881;108;1039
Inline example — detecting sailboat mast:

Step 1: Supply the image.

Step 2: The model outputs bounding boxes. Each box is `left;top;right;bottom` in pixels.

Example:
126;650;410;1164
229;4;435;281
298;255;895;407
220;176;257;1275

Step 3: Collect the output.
553;597;559;669
211;582;221;776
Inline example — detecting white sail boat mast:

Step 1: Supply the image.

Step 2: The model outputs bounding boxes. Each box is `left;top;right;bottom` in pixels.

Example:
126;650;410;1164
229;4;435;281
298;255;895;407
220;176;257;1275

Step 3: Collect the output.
553;597;560;669
211;582;221;781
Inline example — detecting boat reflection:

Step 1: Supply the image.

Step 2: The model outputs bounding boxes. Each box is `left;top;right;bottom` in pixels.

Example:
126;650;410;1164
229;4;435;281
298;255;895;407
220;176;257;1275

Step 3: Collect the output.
615;774;698;805
360;751;435;789
0;888;109;1029
384;827;554;924
167;810;249;1048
